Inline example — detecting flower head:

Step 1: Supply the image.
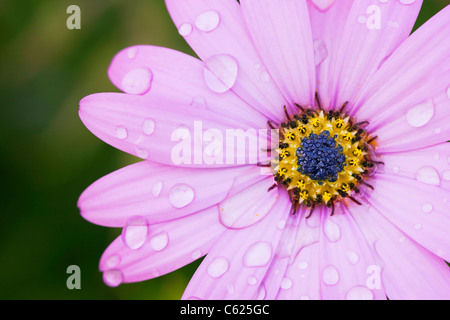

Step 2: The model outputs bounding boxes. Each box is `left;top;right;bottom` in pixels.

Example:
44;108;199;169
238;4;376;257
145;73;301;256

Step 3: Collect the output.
79;0;450;300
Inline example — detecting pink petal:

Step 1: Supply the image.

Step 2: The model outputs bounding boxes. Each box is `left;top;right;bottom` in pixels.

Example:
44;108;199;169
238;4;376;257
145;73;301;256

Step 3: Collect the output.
241;0;315;108
307;0;354;109
100;206;227;285
165;0;288;122
329;0;422;108
79;162;265;227
79;92;270;167
366;173;450;262
107;45;267;129
382;143;450;191
352;201;450;300
181;192;291;300
354;5;450;152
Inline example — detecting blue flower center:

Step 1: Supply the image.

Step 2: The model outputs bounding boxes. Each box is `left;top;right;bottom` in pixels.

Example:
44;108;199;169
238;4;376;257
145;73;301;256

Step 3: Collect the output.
296;131;345;183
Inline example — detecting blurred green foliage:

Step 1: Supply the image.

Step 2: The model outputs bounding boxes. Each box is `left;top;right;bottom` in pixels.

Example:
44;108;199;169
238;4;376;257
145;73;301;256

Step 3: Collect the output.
0;0;447;300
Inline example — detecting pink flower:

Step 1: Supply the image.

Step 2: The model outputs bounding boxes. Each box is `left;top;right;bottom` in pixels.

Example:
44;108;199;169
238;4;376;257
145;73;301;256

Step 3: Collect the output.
78;0;450;300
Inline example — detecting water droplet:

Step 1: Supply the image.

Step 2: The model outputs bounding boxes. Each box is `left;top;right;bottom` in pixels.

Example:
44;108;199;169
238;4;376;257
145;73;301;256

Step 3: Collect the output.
414;223;422;230
243;242;272;267
122;216;148;250
443;170;450;181
122;68;153;95
227;284;235;295
406;100;434;127
169;184;195;208
322;265;339;285
204;54;239;93
192;250;202;260
260;71;270;82
143;119;155;135
105;255;121;269
150;232;169;251
277;220;286;230
298;261;308;270
248;276;257;285
311;0;335;11
127;47;138;59
207;257;229;278
281;277;292;290
134;146;149;159
416;166;440;186
300;295;310;300
195;11;220;32
256;285;266;300
151;180;163;197
435;128;442;135
103;270;123;287
422;203;433;214
393;166;400;174
346;286;374;300
399;236;406;243
324;219;341;242
178;23;193;36
398;0;416;5
115;126;128;140
433;153;440;160
314;39;328;66
346;250;359;265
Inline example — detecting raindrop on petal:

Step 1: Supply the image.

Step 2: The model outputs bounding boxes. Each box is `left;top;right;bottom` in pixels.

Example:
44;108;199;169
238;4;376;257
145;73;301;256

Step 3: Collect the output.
243;242;272;267
346;286;374;300
178;23;193;36
207;257;229;278
103;270;123;287
322;265;339;286
122;216;148;250
151;180;163;197
195;11;220;32
143;119;155;135
122;68;153;95
416;166;440;186
422;203;433;214
115;126;128;140
324;219;341;242
406;100;434;127
150;232;169;251
169;184;195;208
204;54;239;93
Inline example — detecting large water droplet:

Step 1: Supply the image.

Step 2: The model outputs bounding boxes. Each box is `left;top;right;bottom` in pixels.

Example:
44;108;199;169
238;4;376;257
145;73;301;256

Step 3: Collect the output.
143;119;155;136
406;100;434;127
324;219;341;242
122;68;153;95
243;242;272;267
207;257;229;278
178;23;193;36
169;184;195;208
195;11;220;32
346;286;374;300
322;265;339;285
103;270;123;287
150;232;169;251
204;54;239;93
122;216;148;250
416;166;440;186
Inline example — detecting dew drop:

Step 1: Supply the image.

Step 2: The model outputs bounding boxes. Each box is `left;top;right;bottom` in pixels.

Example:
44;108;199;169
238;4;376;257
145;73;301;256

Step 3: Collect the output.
115;126;128;140
122;216;148;250
105;255;121;269
207;257;229;278
435;128;442;135
151;180;163;197
122;68;153;95
422;203;433;214
227;284;235;295
260;71;270;82
191;250;202;260
314;39;328;66
277;220;286;230
406;100;434;127
103;270;123;287
248;276;257;285
298;261;308;270
204;54;239;93
434;153;440;160
416;166;440;186
178;23;193;36
398;0;417;5
346;250;359;265
300;295;310;300
281;277;293;290
256;285;266;300
414;223;422;230
127;47;138;59
150;232;169;251
134;146;149;159
169;184;195;208
195;11;220;32
393;166;400;174
346;286;374;300
243;242;272;267
322;265;339;286
143;119;155;135
324;219;341;242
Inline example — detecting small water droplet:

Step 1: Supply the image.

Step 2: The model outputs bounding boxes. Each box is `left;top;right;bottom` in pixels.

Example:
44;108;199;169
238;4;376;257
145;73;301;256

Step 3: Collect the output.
178;23;193;36
169;184;195;208
277;220;286;230
105;255;121;269
191;96;207;108
435;128;442;135
443;170;450;181
422;203;433;214
322;265;339;285
298;261;308;270
204;54;239;93
151;180;163;197
122;68;153;95
416;166;440;186
191;250;202;260
406;100;435;127
243;242;272;267
398;0;416;5
134;146;149;159
300;295;310;300
414;223;422;230
281;277;292;290
248;276;257;285
143;119;155;135
399;236;406;243
260;71;270;82
122;216;148;250
227;284;235;295
433;153;440;160
346;286;374;300
195;11;220;32
127;47;138;59
393;166;400;174
150;232;169;251
207;257;229;278
103;270;123;287
346;250;359;265
324;219;341;242
115;126;128;140
256;285;266;300
314;39;328;66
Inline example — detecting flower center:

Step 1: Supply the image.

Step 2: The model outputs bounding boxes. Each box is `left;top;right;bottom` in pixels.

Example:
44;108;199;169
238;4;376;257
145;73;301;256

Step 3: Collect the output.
269;100;379;215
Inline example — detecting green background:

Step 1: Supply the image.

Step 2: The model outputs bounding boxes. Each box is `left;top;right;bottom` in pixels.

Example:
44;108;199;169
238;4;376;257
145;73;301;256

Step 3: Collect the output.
0;0;448;300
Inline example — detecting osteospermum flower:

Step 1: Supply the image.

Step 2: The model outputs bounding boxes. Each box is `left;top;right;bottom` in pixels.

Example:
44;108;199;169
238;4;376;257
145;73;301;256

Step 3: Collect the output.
78;0;450;300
